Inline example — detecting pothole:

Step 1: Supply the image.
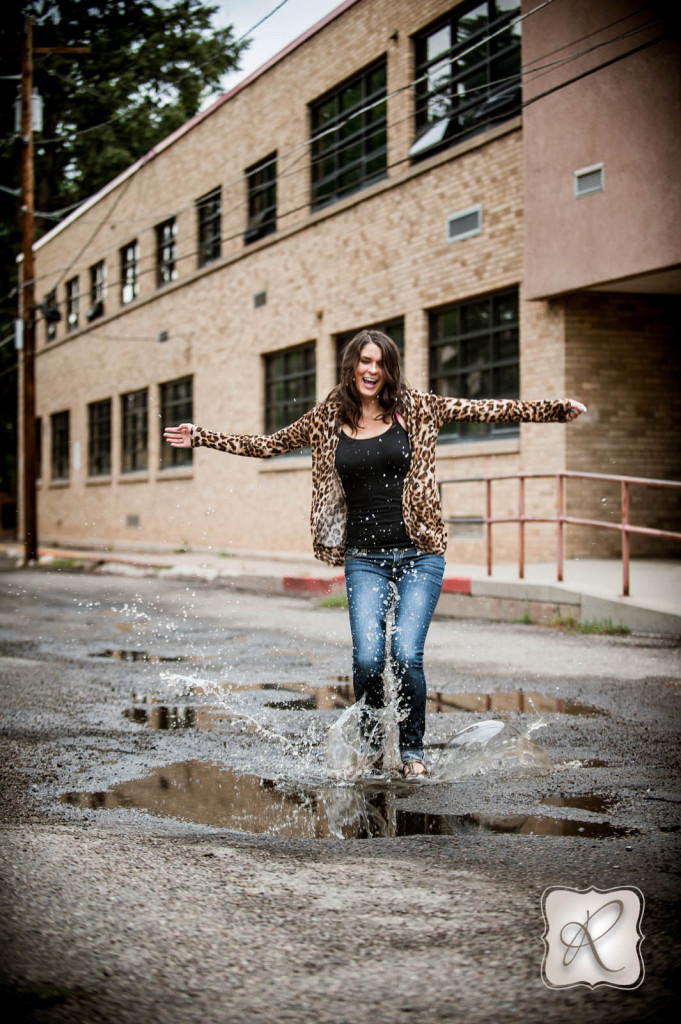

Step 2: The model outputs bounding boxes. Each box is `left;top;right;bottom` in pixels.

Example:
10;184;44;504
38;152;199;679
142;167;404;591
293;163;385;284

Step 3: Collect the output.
59;761;637;840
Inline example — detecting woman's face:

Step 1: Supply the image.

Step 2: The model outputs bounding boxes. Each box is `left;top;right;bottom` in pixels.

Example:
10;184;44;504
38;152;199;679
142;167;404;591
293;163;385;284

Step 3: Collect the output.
353;342;385;401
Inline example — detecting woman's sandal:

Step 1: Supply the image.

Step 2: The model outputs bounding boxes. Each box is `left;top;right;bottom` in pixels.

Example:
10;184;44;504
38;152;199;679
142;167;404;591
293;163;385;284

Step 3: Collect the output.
401;760;427;779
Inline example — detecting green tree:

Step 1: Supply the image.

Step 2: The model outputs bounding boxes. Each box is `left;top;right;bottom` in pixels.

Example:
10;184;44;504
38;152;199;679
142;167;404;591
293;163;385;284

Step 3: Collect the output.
0;0;247;519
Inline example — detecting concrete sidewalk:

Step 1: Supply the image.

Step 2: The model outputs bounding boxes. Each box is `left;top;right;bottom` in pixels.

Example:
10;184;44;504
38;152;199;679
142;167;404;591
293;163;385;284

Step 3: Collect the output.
1;540;679;636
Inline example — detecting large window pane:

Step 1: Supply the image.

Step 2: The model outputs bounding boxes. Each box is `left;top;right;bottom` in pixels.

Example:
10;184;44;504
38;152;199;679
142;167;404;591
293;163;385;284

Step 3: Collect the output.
264;344;316;434
160;377;193;469
245;153;277;244
197;188;221;267
310;58;387;210
429;288;520;440
50;411;69;481
413;1;521;158
88;399;111;477
121;389;148;473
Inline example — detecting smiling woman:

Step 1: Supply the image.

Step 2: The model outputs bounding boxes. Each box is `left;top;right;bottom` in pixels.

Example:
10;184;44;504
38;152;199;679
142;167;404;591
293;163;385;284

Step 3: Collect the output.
164;327;585;777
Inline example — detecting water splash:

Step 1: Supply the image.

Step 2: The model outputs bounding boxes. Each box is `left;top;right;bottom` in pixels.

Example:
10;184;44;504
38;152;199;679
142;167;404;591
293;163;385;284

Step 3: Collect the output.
325;697;402;779
430;719;552;780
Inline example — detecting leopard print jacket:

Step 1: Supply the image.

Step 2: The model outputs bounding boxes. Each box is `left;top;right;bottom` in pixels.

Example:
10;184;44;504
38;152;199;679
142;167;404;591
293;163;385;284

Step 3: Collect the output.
191;390;572;566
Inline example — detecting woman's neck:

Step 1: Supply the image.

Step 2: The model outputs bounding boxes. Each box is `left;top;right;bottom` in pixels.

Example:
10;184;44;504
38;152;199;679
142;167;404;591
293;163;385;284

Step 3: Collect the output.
360;397;382;422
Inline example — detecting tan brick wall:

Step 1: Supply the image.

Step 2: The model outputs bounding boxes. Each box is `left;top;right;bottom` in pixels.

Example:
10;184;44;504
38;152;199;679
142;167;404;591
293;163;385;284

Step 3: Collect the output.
25;0;598;567
564;292;681;557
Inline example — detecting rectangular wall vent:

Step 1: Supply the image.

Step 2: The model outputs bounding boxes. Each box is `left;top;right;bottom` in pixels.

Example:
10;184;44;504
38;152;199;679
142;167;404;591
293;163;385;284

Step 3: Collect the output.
447;204;482;243
575;163;604;197
125;514;140;529
253;290;267;309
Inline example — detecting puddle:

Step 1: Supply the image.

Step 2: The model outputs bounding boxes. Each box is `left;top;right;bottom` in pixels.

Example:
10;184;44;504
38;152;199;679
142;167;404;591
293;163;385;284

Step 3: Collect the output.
124;705;200;730
426;690;604;716
541;794;615;814
59;760;637;840
140;677;604;716
93;649;189;663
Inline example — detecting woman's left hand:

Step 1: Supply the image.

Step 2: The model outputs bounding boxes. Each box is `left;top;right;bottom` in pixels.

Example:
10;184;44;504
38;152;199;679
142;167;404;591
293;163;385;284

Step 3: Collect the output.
566;400;587;421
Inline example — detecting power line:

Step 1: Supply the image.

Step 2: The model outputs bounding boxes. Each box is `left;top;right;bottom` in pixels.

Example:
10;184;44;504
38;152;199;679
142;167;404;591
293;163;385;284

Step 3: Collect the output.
34;0;292;147
16;2;668;305
22;0;566;291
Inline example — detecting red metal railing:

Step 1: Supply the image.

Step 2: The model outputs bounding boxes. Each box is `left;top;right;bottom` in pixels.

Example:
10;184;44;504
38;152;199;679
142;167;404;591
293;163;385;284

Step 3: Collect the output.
438;470;681;597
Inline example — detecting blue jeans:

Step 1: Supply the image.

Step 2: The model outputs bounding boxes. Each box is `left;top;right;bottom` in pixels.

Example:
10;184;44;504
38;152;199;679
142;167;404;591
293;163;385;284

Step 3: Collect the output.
344;547;445;762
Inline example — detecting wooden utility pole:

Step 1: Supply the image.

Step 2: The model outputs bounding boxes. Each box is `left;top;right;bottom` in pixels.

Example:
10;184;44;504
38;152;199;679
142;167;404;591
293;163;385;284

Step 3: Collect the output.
20;15;37;564
19;21;90;564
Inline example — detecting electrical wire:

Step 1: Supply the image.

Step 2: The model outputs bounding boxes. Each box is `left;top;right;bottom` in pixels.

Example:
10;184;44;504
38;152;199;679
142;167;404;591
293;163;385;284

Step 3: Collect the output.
12;1;669;307
35;0;661;264
33;0;292;147
18;0;569;294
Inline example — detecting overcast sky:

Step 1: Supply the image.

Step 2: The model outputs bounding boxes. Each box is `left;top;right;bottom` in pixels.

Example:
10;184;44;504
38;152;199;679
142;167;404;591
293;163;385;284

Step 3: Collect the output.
213;0;345;91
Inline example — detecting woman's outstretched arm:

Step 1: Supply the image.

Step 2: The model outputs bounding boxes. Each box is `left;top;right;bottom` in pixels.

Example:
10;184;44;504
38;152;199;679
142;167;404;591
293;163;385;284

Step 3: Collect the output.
163;407;315;459
425;394;586;429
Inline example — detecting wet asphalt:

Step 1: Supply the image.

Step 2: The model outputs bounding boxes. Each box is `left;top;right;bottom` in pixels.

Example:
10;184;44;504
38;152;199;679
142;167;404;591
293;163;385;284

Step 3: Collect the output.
0;564;679;1023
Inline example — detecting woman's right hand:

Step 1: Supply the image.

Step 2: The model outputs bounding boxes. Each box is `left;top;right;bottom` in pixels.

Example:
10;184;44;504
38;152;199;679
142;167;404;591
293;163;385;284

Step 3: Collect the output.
163;423;194;448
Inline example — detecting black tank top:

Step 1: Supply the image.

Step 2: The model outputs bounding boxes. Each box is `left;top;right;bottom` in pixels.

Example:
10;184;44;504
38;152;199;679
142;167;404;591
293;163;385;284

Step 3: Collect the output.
335;420;412;550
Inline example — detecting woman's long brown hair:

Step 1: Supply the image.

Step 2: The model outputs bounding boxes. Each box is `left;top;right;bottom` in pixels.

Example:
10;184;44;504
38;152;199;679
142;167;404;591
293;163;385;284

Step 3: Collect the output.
327;329;406;432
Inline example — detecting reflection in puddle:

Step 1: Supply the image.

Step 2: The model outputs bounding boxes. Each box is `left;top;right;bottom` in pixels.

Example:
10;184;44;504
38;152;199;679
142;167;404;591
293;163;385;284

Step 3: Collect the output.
93;649;188;663
135;677;605;717
542;794;615;814
60;761;637;840
123;705;199;730
426;690;604;716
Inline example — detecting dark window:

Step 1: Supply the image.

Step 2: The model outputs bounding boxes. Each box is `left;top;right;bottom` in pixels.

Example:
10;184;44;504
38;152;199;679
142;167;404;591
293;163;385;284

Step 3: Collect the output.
335;318;405;381
121;388;148;473
44;288;59;343
245;153;277;244
310;58;387;210
429;287;519;440
88;399;111;477
197;188;221;266
66;277;79;331
36;417;42;480
412;1;521;159
156;218;177;287
264;343;316;434
88;261;105;320
160;376;193;470
50;410;69;480
120;240;139;305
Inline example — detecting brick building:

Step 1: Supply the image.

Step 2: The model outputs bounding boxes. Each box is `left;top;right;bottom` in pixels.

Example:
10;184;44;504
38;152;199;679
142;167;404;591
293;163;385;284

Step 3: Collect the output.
22;0;681;564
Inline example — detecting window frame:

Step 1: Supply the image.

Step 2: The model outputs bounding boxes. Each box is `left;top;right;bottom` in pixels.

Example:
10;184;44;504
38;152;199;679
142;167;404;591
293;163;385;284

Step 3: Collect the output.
412;0;522;160
196;187;222;267
264;342;316;435
121;388;148;473
88;260;105;320
310;57;388;211
50;410;70;481
66;276;79;331
159;376;193;470
87;398;112;477
429;286;520;442
155;218;177;287
245;153;277;244
120;240;139;305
